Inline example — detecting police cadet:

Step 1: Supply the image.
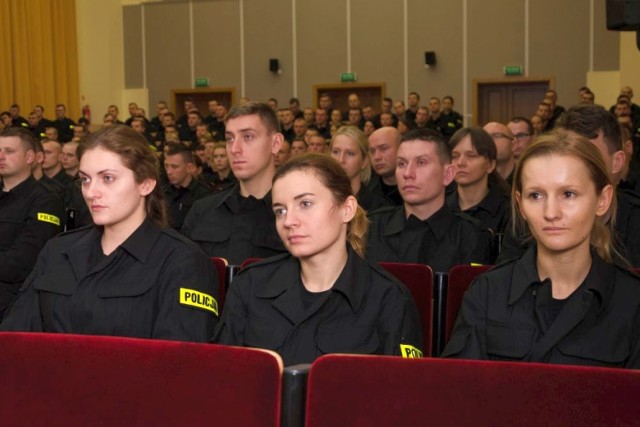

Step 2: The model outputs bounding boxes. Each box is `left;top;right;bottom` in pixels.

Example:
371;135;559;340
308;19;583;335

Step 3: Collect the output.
499;105;640;267
182;102;287;265
53;104;76;143
163;144;213;230
443;130;640;368
0;128;65;318
366;129;493;273
215;154;423;365
1;126;217;341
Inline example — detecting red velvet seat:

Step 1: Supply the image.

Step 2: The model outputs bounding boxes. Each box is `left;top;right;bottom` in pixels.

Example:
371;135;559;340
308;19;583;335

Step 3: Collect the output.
306;354;640;427
445;264;492;344
0;332;283;427
378;262;433;357
240;257;262;270
211;257;228;311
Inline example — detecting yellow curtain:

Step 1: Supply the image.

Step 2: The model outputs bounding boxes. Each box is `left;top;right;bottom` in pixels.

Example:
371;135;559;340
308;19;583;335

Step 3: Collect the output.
0;0;80;121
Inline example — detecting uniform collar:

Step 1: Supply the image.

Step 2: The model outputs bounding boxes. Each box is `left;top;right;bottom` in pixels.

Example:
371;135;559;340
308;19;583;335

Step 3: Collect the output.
2;175;35;195
255;247;367;313
221;183;272;213
509;244;613;311
119;219;162;262
383;203;451;241
446;185;506;217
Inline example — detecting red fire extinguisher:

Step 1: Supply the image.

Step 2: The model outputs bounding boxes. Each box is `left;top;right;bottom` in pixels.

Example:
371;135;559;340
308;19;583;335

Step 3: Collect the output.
82;104;91;123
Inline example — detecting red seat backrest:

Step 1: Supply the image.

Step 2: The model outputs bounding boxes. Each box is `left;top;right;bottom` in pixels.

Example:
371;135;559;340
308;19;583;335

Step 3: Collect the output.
0;332;283;427
240;257;262;270
378;262;433;356
211;257;228;311
306;355;640;427
445;264;492;343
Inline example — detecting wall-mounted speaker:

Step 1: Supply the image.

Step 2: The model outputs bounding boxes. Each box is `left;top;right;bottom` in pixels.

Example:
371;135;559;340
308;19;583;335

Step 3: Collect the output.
606;0;640;30
424;51;436;67
269;58;280;73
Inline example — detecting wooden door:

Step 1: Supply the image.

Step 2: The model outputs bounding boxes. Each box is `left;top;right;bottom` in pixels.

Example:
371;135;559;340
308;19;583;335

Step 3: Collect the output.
312;83;386;114
171;87;236;117
474;78;553;125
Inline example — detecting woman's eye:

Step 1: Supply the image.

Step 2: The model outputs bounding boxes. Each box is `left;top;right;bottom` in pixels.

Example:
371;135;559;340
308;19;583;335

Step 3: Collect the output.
301;200;312;208
273;208;286;217
80;176;90;185
103;175;115;183
528;192;542;200
563;191;576;199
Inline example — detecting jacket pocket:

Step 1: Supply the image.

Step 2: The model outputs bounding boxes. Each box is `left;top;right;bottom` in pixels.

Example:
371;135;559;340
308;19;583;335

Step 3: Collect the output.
486;320;535;360
316;323;380;355
244;315;289;350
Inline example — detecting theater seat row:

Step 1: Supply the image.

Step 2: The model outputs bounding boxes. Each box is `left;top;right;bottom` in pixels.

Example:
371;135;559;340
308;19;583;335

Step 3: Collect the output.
1;332;639;427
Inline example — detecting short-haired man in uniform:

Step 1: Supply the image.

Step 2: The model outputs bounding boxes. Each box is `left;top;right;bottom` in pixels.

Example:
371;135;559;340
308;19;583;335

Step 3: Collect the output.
367;127;403;205
181;102;287;265
366;129;492;272
9;104;28;129
0;128;65;317
507;117;534;160
53;104;76;142
41;138;73;200
163;144;213;230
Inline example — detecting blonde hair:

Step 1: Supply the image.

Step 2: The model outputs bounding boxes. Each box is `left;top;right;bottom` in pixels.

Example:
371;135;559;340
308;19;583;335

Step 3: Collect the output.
330;125;372;184
512;129;620;263
273;153;369;257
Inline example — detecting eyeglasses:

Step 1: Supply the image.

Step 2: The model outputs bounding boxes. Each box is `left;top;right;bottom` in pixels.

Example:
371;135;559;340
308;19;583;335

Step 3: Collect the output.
490;132;514;140
513;132;531;140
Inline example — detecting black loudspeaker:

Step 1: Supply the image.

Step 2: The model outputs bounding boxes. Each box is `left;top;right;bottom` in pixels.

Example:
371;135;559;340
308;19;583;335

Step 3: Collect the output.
606;0;640;30
424;51;436;66
269;58;280;73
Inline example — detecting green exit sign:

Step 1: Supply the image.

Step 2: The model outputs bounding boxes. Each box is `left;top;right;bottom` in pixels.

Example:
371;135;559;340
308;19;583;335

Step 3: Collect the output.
503;65;523;76
195;78;209;87
340;72;357;82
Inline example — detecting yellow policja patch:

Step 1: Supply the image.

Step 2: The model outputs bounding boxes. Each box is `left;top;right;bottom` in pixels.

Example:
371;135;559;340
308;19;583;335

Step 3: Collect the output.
37;213;60;226
179;288;218;315
400;344;423;358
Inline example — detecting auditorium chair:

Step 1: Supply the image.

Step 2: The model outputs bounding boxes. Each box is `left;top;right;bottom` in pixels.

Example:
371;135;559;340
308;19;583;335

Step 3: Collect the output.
378;262;434;357
305;354;640;426
210;256;228;311
0;332;283;427
445;264;492;344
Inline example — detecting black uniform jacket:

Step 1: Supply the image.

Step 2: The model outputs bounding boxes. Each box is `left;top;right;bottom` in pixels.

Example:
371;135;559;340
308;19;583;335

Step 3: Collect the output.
366;204;493;273
0;176;65;314
181;184;286;265
446;185;511;235
0;220;218;342
163;178;213;230
443;246;640;368
214;248;424;366
366;174;403;206
356;183;392;213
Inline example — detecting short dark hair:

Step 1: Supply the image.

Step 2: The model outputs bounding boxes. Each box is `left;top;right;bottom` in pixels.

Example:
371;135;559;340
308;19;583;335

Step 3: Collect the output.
509;116;534;135
401;128;450;163
0;127;37;152
556;105;622;153
225;102;280;134
166;143;195;163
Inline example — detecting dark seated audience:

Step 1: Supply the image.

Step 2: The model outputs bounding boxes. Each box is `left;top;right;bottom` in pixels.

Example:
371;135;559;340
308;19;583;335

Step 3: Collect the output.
0;126;217;341
443;130;640;368
162;144;213;230
329;126;391;212
214;154;423;365
446;127;511;236
366;129;493;273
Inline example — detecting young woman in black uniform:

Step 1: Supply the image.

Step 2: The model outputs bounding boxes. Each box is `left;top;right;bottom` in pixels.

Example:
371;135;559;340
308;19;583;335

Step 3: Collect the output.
329;125;391;212
214;153;423;365
443;129;640;368
446;127;510;235
1;126;218;341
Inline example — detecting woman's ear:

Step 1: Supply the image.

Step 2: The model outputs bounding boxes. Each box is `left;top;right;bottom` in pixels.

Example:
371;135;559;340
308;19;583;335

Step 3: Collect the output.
138;178;156;197
596;184;614;217
342;195;358;223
